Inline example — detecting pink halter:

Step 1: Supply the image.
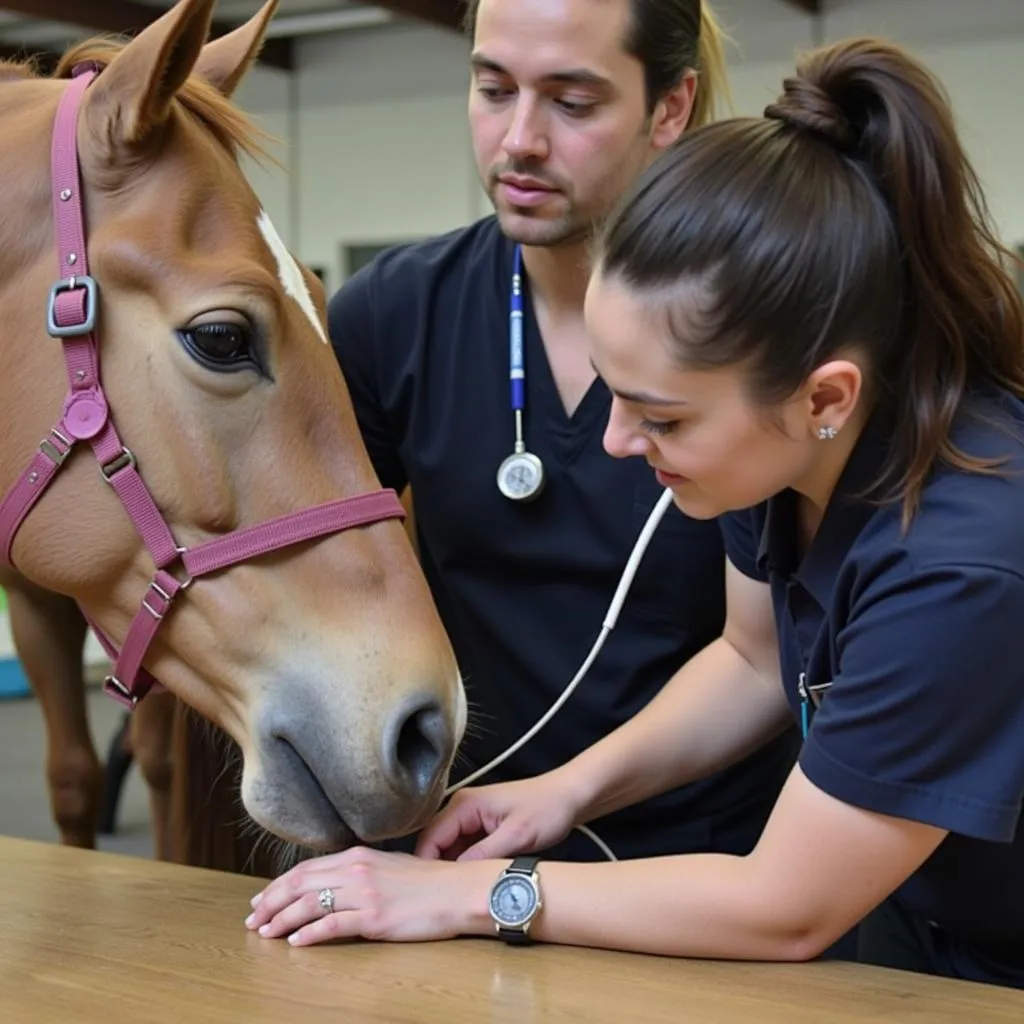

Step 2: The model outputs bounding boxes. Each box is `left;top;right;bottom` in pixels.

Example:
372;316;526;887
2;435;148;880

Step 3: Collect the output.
0;64;405;709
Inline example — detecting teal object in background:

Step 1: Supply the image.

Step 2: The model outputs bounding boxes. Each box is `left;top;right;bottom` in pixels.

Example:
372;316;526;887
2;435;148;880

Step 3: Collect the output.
0;660;31;700
0;588;31;700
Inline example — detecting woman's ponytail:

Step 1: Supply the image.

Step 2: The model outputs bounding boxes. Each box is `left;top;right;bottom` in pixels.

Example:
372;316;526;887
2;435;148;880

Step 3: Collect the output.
769;38;1024;518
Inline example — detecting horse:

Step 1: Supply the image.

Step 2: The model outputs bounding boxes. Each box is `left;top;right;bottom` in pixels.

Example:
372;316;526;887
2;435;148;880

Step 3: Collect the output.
0;0;466;863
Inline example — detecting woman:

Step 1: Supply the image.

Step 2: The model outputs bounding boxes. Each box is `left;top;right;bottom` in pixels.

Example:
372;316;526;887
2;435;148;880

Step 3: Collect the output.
245;37;1024;989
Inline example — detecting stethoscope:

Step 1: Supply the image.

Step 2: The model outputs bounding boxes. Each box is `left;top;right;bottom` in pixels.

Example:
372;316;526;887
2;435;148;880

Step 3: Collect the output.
479;240;677;862
496;244;547;502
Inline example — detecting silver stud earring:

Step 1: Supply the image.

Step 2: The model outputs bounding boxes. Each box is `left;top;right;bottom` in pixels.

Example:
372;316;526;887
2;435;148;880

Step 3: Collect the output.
817;426;838;441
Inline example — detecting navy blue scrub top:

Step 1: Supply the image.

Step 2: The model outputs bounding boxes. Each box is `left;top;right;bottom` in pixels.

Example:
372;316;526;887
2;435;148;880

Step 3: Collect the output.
721;391;1024;977
327;216;799;861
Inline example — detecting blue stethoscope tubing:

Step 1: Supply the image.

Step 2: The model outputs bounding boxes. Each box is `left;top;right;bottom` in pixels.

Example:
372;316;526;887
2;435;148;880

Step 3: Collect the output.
510;243;526;434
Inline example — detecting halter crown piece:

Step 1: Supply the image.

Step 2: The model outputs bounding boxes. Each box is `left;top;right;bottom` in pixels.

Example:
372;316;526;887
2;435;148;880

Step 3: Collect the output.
0;64;406;708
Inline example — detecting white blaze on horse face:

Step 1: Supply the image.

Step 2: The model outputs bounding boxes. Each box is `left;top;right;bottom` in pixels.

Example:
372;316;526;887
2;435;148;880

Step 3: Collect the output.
256;210;328;344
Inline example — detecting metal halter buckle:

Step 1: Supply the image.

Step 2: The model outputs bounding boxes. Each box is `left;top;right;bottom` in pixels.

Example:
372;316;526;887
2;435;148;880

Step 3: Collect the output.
141;578;174;621
103;675;138;707
46;274;98;338
100;447;137;481
39;428;73;466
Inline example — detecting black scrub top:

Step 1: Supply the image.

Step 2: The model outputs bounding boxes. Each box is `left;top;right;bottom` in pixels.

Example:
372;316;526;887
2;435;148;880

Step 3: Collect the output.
721;392;1024;984
328;216;799;861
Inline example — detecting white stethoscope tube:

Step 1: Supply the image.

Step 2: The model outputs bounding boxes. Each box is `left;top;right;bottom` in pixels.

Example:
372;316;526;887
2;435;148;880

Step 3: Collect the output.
444;487;676;861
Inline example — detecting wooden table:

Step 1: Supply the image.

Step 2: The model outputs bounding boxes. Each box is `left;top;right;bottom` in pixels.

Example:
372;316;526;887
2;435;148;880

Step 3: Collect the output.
1;836;1021;1023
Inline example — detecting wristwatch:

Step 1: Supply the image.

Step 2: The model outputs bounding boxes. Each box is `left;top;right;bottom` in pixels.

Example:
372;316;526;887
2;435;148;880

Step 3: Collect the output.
488;855;543;945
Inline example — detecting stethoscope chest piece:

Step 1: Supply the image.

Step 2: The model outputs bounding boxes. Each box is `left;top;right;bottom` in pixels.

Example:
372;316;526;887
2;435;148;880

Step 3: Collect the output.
497;449;545;502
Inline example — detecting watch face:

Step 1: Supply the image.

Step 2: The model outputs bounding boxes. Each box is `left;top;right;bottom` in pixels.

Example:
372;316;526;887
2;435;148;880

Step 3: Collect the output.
490;875;538;927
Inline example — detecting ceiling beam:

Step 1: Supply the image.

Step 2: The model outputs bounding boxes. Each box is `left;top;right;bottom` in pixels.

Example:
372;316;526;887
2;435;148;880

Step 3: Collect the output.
0;0;294;70
369;0;462;32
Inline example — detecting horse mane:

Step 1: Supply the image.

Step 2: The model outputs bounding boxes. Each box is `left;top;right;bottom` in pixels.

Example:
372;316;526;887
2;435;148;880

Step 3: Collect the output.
0;59;35;82
1;37;273;165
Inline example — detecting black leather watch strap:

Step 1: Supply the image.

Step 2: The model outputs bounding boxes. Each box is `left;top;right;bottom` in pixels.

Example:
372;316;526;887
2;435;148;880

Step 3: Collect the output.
506;855;540;876
497;925;532;945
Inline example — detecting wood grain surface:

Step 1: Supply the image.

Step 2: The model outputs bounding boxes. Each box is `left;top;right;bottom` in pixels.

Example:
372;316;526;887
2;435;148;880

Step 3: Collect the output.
1;836;1021;1022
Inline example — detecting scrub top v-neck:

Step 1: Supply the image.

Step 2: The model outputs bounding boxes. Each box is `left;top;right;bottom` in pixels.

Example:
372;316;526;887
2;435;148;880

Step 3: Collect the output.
516;256;610;459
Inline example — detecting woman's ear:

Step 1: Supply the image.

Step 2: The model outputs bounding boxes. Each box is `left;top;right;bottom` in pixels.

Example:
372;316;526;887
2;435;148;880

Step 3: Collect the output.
804;359;863;438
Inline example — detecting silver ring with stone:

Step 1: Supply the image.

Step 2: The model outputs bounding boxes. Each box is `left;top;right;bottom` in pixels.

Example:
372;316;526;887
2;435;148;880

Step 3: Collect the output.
317;887;335;915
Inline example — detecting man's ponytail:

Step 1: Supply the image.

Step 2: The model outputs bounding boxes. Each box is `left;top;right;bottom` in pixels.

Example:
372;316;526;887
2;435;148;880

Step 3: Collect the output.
690;3;733;128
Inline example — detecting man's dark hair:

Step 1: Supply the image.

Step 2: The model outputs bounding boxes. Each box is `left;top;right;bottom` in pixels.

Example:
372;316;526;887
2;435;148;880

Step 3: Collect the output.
461;0;728;126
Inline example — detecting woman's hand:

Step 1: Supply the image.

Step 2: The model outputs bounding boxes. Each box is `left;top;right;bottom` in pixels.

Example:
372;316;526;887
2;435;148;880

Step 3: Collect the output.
244;847;497;947
415;773;582;862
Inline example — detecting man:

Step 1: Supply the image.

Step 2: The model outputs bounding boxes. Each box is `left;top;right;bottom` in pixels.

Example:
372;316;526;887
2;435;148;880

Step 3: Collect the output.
327;0;800;862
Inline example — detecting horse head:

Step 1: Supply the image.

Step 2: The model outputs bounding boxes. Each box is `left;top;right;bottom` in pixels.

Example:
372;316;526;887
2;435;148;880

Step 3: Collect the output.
0;0;466;852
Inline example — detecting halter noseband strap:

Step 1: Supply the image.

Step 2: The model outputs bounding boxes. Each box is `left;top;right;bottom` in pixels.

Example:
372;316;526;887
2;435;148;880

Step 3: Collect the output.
0;64;405;708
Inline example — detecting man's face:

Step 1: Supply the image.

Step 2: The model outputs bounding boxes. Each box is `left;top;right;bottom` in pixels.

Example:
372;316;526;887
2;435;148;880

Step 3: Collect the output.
469;0;667;248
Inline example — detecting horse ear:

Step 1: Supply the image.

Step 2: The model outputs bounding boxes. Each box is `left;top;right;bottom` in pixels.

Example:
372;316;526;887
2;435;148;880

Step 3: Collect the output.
194;0;279;98
82;0;216;147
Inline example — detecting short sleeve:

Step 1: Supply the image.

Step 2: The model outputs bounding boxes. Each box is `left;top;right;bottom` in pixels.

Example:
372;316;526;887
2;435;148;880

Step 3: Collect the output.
327;266;407;493
719;508;768;582
802;563;1024;842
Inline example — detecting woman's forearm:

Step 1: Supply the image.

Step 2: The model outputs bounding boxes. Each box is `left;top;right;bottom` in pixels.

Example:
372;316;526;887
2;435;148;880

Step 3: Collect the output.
559;637;792;826
456;769;944;963
526;855;815;960
458;852;814;960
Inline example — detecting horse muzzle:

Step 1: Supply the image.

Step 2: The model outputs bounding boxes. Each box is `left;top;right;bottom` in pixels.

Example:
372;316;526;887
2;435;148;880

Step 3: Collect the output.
243;687;459;851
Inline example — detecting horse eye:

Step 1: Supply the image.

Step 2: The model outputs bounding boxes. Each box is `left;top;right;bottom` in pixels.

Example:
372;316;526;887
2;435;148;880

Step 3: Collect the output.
179;322;256;372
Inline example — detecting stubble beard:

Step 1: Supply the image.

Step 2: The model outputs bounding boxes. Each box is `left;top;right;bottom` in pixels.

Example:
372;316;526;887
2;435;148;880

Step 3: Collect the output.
489;188;601;250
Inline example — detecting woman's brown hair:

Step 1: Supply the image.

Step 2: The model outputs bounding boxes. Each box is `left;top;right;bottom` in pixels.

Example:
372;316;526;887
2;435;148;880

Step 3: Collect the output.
597;36;1024;522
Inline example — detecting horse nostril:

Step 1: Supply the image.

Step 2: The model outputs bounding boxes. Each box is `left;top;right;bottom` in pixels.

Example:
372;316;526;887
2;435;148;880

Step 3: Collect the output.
389;699;448;798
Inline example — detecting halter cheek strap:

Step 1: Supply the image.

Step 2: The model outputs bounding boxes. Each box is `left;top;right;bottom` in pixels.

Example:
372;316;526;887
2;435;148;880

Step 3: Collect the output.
0;64;405;708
